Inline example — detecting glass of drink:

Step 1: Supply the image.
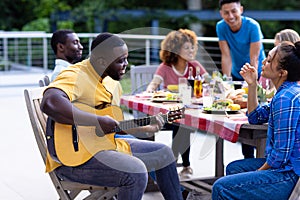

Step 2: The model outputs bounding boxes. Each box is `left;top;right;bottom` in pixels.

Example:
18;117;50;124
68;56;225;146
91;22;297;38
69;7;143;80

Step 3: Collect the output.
202;83;213;108
179;77;192;105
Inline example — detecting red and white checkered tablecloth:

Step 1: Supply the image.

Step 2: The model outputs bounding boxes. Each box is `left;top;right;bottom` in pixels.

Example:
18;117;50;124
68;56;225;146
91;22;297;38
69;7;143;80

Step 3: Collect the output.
120;95;249;143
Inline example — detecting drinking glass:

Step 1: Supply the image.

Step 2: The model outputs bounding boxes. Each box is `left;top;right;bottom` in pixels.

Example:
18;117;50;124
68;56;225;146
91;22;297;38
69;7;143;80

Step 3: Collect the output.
178;77;192;105
202;83;213;108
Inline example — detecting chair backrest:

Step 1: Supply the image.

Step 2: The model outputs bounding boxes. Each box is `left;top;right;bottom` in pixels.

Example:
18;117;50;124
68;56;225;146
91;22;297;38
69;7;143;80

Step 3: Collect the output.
289;179;300;200
38;75;50;87
130;64;159;94
24;87;48;162
24;87;118;200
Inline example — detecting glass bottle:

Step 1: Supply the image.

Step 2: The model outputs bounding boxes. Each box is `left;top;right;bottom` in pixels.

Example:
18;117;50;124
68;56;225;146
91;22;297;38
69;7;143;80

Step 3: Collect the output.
187;66;194;96
194;66;202;98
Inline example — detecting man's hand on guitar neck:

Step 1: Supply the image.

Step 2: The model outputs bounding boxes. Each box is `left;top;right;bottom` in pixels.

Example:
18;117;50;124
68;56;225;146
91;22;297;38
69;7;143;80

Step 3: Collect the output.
123;112;165;135
144;112;165;133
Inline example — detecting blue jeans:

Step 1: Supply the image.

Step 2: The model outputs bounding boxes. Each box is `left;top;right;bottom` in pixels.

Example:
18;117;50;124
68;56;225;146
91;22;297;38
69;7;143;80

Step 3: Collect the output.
56;138;183;200
212;158;299;200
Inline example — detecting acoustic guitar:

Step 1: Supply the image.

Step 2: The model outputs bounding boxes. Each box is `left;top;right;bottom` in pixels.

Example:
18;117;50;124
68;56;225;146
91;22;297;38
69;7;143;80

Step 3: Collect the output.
52;104;184;166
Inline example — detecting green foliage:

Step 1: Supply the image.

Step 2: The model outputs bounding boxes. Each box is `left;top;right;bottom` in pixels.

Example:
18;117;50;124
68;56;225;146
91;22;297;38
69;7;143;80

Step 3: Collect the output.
57;21;74;30
22;18;50;32
260;20;300;46
0;0;37;30
0;0;300;39
34;0;72;18
242;0;300;10
120;74;132;95
101;0;186;9
71;1;106;32
0;57;11;71
202;0;300;10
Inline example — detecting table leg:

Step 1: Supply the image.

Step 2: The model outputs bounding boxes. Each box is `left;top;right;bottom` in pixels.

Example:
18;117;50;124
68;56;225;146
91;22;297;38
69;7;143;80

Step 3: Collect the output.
215;137;224;177
255;138;266;158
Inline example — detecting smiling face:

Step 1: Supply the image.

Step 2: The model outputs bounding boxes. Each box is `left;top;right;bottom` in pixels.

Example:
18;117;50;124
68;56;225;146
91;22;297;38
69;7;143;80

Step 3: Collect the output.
179;42;195;61
104;44;129;81
62;33;83;64
220;2;243;32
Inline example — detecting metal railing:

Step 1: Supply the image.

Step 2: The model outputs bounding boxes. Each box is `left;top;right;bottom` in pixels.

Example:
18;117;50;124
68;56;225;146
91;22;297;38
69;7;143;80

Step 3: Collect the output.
0;31;275;73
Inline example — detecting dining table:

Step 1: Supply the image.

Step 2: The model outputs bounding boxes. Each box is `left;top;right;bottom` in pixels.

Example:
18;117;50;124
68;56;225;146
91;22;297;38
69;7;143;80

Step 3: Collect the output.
120;94;268;191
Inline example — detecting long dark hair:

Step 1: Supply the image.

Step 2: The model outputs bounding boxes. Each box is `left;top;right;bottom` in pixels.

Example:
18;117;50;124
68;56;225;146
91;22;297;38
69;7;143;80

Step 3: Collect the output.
277;41;300;81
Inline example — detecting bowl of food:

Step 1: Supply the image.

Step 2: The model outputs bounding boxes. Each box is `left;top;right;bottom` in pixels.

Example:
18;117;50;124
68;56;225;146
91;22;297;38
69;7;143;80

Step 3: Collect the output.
226;89;248;109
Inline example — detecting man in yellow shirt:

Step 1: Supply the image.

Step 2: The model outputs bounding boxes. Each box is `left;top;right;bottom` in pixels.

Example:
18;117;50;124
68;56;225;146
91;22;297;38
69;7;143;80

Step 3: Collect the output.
41;32;183;200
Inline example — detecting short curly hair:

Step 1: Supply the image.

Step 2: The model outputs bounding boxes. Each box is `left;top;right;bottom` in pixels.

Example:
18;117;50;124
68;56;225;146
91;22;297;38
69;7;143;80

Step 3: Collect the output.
159;29;198;65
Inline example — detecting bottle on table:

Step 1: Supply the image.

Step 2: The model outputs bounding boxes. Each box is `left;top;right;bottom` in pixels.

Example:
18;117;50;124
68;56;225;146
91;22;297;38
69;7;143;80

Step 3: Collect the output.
194;66;202;98
187;66;194;97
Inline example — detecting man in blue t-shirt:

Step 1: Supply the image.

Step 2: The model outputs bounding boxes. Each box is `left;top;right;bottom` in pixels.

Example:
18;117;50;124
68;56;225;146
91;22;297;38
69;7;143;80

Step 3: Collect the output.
216;0;266;158
216;0;265;81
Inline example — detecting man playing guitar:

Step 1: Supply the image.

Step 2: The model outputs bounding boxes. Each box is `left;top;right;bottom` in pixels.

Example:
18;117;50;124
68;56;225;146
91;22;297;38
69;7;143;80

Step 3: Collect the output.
41;32;184;200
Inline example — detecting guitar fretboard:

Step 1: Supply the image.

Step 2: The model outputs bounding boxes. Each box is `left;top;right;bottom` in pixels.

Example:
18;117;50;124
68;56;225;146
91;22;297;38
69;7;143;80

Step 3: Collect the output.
111;114;168;133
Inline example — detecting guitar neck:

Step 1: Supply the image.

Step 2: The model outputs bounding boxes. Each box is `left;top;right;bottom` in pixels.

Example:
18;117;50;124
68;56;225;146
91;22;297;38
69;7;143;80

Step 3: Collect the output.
112;114;168;133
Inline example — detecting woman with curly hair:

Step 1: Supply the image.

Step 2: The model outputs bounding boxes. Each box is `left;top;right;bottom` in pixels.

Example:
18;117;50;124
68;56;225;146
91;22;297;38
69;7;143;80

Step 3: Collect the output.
147;29;208;91
147;29;208;178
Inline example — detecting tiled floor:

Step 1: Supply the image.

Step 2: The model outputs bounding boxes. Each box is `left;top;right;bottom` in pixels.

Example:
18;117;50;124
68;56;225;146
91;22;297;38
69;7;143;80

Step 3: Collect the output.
0;72;244;199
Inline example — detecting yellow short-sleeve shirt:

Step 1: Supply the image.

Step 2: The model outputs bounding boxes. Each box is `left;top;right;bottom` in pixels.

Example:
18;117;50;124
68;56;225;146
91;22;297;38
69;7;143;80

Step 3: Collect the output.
45;59;131;172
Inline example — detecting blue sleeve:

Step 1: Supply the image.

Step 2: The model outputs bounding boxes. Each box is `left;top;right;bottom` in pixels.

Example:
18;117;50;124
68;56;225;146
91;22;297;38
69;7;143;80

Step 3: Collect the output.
216;20;226;41
247;104;270;124
266;95;299;168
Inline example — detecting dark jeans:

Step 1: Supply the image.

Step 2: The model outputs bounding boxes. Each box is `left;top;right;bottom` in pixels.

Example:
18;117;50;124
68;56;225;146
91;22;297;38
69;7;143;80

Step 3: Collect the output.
164;123;192;167
55;139;183;200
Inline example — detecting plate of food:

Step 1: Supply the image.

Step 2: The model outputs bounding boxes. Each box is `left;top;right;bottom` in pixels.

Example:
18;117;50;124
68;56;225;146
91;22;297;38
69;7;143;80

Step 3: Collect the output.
202;99;241;114
151;91;181;103
226;88;248;109
135;92;154;99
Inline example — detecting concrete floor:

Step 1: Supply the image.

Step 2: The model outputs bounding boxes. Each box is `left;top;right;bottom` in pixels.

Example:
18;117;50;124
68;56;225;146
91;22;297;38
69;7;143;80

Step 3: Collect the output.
0;71;244;200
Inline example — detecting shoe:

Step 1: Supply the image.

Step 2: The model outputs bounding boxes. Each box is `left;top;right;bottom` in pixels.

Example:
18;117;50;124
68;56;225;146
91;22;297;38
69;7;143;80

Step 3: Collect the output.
186;190;211;200
182;189;190;200
179;166;193;178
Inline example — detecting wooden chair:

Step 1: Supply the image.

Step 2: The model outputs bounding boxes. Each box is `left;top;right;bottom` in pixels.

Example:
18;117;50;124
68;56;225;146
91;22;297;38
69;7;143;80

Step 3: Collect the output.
129;64;159;138
130;64;159;94
24;87;118;200
289;179;300;200
38;75;50;87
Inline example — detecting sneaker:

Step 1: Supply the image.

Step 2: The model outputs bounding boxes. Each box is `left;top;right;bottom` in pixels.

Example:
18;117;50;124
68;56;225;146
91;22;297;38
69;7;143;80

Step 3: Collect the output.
179;166;193;178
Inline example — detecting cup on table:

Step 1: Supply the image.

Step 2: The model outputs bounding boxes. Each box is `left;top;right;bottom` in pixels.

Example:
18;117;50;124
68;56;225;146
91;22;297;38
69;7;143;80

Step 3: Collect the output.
202;83;213;108
178;77;192;105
